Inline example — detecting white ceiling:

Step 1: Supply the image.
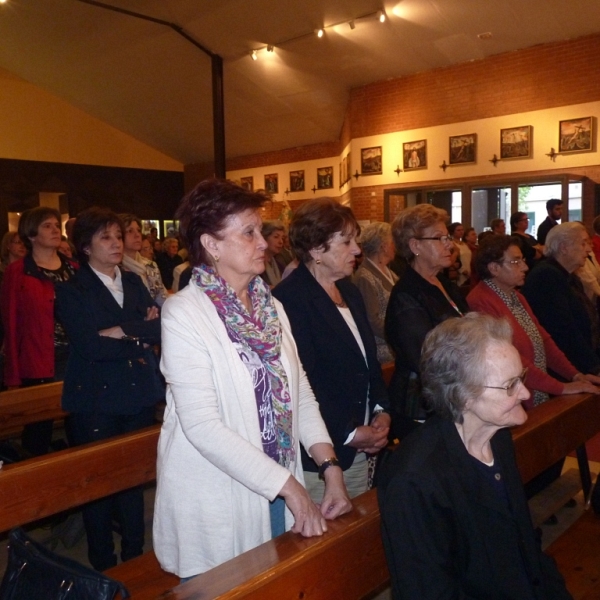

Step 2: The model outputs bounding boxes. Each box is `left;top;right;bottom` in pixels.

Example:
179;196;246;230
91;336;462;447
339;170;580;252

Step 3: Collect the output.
1;0;600;165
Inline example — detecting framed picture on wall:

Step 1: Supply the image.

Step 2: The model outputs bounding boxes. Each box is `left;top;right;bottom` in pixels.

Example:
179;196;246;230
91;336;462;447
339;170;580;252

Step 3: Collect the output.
290;170;305;192
559;117;593;153
403;140;427;170
317;166;334;189
264;173;278;194
141;219;159;236
449;133;477;165
361;146;382;175
500;126;532;159
341;156;348;184
346;152;352;181
240;176;254;191
163;220;179;238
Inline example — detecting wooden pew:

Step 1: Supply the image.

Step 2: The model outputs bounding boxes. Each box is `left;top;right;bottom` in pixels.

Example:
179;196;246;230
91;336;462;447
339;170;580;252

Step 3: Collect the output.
0;424;179;596
113;392;600;599
510;392;600;502
0;391;598;599
0;382;66;441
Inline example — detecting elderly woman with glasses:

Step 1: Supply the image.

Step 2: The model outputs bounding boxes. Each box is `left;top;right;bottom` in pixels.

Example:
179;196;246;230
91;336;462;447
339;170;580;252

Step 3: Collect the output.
378;313;572;600
385;204;468;438
468;235;600;408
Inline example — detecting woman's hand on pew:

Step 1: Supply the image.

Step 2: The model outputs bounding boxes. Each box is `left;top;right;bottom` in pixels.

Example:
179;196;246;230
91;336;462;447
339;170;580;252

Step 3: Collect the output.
573;372;600;386
320;465;352;520
279;475;328;537
562;379;600;395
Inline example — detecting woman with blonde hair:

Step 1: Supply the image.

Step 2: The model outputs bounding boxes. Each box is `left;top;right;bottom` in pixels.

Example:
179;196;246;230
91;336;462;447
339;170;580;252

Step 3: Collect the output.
385;204;468;438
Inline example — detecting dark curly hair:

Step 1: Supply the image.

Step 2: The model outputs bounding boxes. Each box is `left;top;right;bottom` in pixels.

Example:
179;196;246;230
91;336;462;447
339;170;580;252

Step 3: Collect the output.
474;235;521;280
176;179;268;267
288;198;359;264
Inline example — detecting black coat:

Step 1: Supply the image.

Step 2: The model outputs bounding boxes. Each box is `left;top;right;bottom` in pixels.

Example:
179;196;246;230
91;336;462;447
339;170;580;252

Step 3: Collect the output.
273;262;389;471
385;266;468;424
56;264;163;414
378;416;572;600
522;258;600;374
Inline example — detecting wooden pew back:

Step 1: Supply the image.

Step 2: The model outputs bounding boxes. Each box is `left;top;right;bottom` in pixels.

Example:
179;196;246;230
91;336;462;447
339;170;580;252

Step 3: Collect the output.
154;392;600;600
0;382;66;441
0;390;597;599
0;424;159;532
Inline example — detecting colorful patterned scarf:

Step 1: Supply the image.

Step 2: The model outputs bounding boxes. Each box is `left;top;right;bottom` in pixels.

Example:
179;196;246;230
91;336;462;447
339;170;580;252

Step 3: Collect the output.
193;264;295;468
485;279;548;405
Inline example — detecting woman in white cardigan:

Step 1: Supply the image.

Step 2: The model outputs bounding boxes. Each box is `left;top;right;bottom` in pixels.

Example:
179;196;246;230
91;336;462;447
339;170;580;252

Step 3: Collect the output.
153;180;351;580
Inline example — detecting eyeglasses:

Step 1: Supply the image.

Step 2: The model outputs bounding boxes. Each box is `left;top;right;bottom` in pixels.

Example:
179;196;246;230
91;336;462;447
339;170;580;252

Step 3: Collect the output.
502;257;526;266
483;368;528;396
416;236;451;244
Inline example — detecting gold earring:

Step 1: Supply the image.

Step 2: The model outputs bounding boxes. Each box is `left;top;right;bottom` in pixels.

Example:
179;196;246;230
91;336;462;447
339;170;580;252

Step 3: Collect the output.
213;255;219;263
315;259;321;264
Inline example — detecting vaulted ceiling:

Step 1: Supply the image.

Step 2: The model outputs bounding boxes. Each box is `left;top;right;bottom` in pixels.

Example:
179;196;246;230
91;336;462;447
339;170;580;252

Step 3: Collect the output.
1;0;599;165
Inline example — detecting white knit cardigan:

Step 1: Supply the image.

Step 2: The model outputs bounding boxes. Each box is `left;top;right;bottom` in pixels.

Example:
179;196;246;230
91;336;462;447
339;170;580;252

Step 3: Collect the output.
153;282;332;577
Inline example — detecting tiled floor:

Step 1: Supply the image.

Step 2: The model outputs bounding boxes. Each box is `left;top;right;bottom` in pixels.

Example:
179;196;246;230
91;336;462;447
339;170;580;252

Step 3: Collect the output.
0;456;595;591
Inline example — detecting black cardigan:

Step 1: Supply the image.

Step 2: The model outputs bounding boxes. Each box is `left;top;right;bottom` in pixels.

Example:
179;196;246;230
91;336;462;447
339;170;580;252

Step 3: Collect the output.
385;266;468;426
378;416;572;600
522;257;600;374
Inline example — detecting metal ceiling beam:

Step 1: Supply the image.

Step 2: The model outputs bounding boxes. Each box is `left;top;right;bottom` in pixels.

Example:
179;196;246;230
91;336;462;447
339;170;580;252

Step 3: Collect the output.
77;0;226;176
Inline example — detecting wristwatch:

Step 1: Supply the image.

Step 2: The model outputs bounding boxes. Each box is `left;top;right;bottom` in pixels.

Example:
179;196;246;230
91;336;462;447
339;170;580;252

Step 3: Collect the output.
318;457;341;480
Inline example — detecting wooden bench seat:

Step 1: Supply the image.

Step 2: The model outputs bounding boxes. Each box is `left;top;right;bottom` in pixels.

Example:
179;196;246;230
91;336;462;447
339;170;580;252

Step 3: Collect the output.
1;386;598;599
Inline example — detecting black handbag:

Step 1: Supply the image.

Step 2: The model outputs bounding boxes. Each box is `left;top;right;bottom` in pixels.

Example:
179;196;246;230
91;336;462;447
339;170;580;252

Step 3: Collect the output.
0;528;130;600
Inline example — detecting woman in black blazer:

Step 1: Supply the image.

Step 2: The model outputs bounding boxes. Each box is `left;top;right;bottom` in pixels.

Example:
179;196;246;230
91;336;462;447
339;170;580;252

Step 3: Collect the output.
273;198;390;501
56;207;163;572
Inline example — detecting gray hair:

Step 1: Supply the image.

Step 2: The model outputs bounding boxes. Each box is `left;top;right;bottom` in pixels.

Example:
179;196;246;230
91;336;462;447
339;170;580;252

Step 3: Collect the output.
359;222;392;258
261;220;285;239
544;221;586;258
420;313;513;424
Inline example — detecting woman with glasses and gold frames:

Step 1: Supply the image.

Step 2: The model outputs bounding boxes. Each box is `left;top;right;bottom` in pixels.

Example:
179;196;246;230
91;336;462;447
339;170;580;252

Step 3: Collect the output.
378;314;572;600
385;204;468;438
468;234;600;409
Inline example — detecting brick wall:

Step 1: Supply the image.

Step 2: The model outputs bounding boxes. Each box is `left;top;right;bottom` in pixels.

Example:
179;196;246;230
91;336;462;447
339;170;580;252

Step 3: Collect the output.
348;33;600;139
185;33;600;222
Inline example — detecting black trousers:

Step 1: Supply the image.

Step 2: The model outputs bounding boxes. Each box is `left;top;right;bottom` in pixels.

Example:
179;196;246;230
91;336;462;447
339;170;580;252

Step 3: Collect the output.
68;407;155;571
20;345;70;456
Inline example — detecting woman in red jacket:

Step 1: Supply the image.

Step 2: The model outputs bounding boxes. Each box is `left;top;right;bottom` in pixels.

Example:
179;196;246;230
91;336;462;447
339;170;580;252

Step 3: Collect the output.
467;235;600;406
0;207;76;455
467;235;600;503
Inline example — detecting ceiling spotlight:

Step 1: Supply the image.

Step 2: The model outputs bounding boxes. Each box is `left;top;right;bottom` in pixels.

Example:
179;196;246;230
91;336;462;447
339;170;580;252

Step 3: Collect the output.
267;45;274;52
349;20;356;30
251;50;258;61
315;28;324;38
377;10;386;23
0;1;7;4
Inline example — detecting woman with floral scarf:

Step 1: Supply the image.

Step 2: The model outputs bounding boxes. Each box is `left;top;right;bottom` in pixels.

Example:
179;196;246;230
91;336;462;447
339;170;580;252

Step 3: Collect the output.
153;179;351;581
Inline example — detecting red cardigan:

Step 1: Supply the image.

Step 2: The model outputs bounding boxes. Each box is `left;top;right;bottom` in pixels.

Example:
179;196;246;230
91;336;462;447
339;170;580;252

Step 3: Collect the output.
467;281;577;408
1;256;74;386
